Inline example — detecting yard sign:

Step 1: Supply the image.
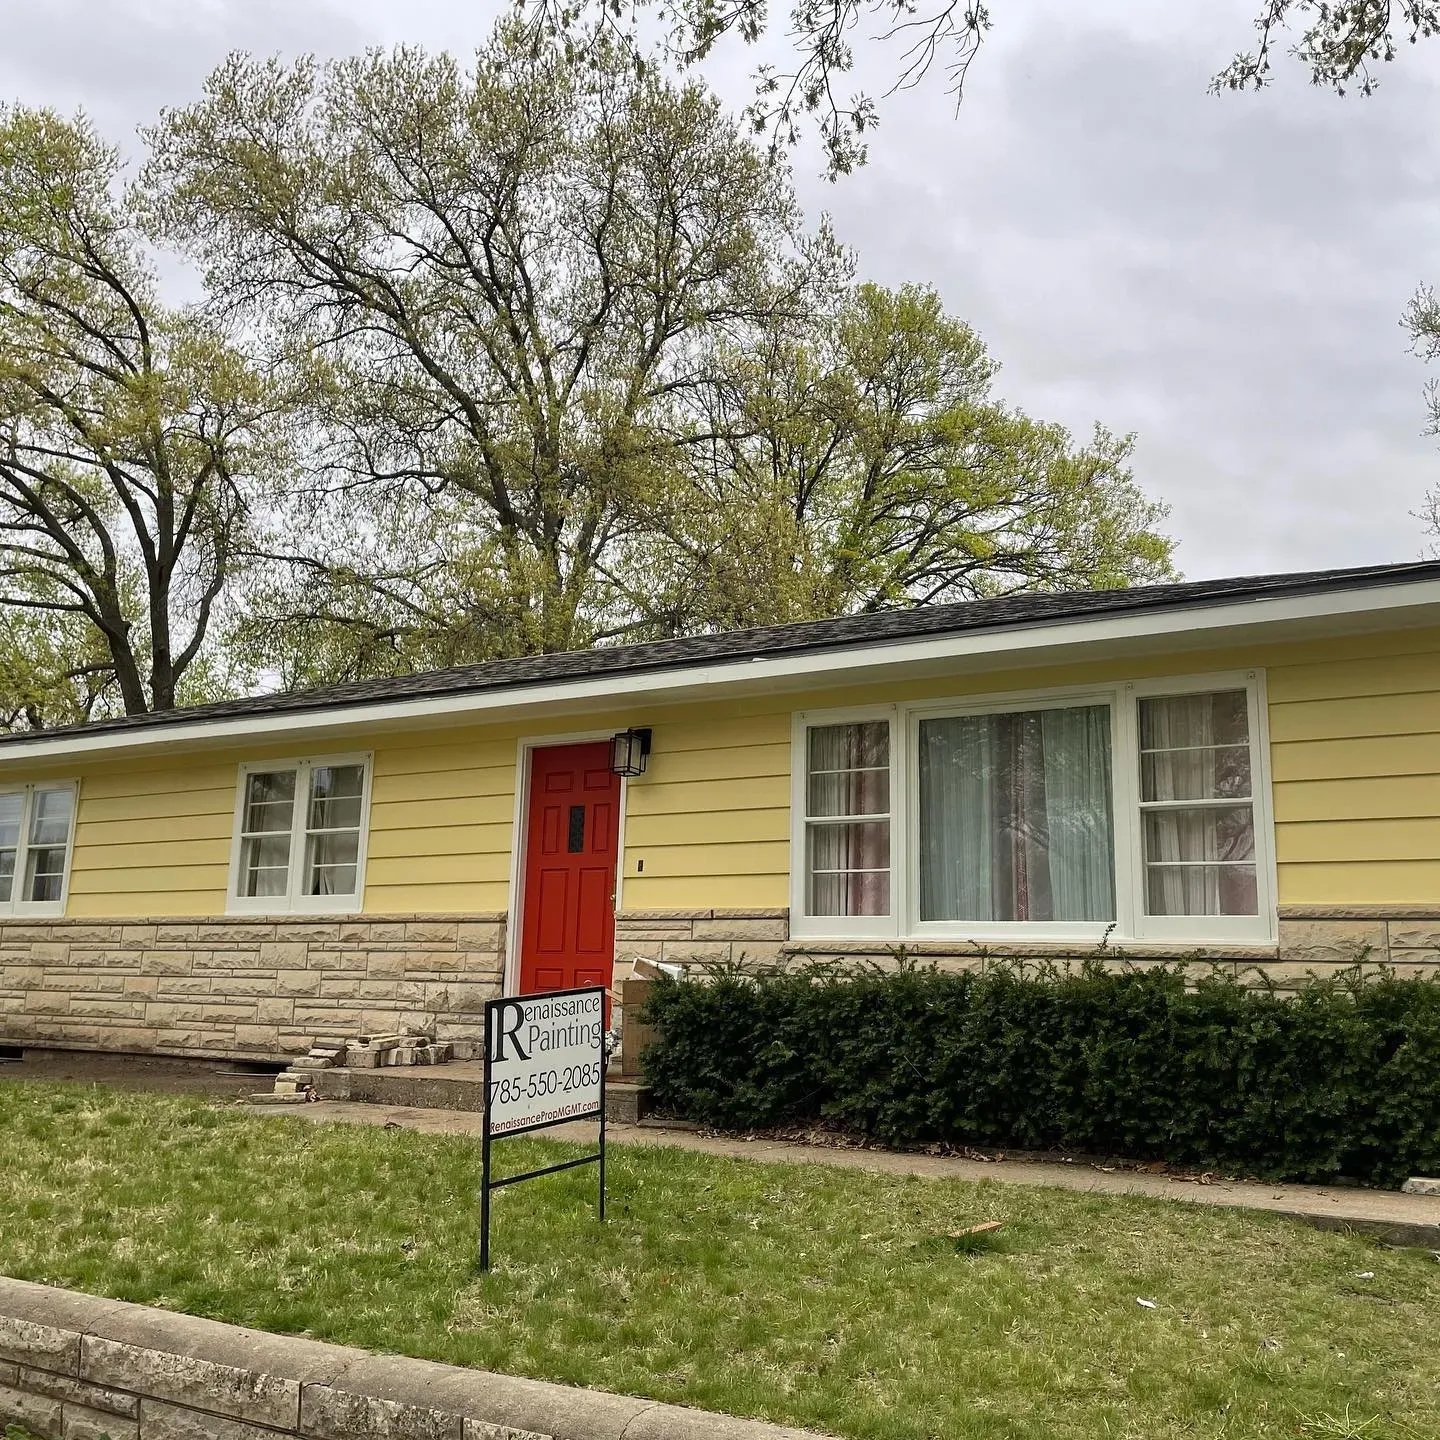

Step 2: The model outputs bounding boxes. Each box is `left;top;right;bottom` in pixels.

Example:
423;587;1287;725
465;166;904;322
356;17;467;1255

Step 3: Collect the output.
479;985;607;1271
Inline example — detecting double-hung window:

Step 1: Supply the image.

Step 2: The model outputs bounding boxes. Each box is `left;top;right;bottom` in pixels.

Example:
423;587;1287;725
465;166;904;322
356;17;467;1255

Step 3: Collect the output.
1133;684;1264;940
0;782;77;915
793;673;1274;945
799;717;893;933
229;757;371;914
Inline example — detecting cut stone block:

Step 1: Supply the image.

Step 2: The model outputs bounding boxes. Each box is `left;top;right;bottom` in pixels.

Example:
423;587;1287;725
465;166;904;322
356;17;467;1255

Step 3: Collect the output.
62;1400;138;1440
81;1334;301;1430
0;1382;62;1436
1401;1177;1440;1196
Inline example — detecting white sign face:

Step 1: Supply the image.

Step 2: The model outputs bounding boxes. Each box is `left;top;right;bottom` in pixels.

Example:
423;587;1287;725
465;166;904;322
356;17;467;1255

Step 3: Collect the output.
485;988;605;1136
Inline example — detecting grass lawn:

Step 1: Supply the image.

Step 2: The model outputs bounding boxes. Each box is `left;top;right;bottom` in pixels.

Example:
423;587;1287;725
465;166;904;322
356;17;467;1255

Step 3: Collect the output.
1;1085;1437;1440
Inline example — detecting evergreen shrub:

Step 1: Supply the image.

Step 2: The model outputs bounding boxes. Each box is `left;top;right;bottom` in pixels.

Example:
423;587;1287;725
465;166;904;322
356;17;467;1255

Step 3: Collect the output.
639;957;1440;1186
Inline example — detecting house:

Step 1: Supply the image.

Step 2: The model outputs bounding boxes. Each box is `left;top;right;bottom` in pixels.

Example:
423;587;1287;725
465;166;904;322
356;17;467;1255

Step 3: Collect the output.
1;560;1439;1062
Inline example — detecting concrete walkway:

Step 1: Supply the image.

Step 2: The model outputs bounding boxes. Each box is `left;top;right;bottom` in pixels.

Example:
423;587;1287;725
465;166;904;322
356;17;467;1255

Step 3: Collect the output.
261;1098;1440;1250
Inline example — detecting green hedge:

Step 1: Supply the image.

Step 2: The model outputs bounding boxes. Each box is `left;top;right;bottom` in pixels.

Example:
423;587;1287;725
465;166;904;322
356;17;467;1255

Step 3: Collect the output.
639;959;1440;1187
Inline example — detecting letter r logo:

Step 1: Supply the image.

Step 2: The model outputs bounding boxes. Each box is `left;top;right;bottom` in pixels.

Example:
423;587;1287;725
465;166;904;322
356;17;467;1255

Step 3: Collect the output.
490;999;529;1063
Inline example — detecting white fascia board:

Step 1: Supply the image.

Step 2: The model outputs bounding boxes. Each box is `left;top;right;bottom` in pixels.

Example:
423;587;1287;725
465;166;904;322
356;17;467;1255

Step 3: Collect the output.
4;577;1440;767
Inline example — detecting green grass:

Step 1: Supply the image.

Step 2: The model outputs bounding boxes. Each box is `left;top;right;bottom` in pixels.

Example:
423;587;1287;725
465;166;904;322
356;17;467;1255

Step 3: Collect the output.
1;1085;1437;1440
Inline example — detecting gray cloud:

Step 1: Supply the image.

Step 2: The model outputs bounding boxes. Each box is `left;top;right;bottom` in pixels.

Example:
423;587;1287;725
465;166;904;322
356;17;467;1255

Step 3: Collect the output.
2;0;1436;577
0;0;366;134
788;6;1440;575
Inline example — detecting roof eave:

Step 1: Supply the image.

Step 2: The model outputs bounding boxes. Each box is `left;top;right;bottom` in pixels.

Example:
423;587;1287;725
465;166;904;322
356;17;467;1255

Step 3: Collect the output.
3;574;1439;768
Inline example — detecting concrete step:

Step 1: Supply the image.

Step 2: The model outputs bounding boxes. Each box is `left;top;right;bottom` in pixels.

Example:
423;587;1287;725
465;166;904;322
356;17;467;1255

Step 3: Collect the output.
604;1081;652;1125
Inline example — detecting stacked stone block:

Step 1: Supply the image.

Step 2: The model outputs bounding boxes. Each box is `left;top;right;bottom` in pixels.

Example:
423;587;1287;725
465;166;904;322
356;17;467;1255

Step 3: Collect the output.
1;905;1434;1065
0;915;505;1061
0;1276;823;1440
613;909;789;969
617;907;1440;990
1274;907;1440;981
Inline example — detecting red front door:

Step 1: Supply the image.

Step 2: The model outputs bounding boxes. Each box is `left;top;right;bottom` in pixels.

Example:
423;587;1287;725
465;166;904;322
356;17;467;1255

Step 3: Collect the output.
518;741;621;995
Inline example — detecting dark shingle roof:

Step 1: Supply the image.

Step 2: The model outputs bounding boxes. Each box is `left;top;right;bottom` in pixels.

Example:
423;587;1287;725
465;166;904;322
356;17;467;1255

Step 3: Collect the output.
8;559;1440;748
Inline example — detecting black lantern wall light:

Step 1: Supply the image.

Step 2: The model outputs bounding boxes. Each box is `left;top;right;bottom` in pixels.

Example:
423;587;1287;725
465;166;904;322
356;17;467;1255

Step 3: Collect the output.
609;727;652;778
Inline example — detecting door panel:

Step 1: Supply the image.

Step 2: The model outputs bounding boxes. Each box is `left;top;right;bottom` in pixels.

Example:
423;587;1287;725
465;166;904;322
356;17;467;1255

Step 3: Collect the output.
576;867;609;953
520;741;621;997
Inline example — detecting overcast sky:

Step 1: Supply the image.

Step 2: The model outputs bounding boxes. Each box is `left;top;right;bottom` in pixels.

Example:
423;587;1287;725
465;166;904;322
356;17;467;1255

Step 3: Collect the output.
4;0;1439;579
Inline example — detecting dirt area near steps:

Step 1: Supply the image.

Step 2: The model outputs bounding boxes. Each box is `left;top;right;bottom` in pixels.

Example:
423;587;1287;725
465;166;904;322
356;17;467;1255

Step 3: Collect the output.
0;1047;284;1099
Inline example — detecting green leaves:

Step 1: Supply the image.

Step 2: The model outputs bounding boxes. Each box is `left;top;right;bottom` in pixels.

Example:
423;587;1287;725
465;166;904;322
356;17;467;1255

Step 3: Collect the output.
523;1;1440;179
142;23;810;670
642;959;1440;1186
624;279;1174;634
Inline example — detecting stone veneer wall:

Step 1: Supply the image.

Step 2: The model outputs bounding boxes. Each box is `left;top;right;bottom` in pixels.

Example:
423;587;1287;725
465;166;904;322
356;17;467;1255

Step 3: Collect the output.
616;907;1440;987
613;909;791;967
0;915;505;1061
2;906;1433;1064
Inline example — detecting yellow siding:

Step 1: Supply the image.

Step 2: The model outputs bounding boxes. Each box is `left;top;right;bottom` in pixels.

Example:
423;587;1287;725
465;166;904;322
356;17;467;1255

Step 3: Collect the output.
619;706;791;910
67;756;237;916
24;620;1440;919
1266;631;1440;905
363;732;517;912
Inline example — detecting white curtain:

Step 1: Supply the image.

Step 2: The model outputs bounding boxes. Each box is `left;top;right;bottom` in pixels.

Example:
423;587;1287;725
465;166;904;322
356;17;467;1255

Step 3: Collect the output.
1140;692;1256;917
918;705;1115;923
807;722;890;916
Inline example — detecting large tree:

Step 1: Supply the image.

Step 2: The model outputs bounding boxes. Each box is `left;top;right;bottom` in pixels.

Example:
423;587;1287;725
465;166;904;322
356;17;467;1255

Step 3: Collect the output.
0;106;283;722
613;282;1172;634
517;0;1440;174
235;282;1173;681
143;26;816;666
142;26;1175;682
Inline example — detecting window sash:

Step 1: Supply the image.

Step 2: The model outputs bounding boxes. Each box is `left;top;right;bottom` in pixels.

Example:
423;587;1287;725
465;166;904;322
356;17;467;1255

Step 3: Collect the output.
0;783;77;915
1135;689;1261;922
229;758;370;914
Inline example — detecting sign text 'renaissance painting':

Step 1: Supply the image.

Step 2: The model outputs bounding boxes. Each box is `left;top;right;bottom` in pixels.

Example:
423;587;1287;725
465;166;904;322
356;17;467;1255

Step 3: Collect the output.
486;989;605;1135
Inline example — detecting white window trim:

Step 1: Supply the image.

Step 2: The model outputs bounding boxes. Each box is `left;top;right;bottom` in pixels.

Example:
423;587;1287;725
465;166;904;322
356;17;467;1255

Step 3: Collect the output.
226;754;374;916
790;670;1277;947
0;780;79;918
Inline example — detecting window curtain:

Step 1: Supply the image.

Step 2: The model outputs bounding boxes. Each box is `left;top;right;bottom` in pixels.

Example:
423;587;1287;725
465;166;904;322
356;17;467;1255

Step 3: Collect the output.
806;722;890;916
1140;692;1256;917
919;705;1115;923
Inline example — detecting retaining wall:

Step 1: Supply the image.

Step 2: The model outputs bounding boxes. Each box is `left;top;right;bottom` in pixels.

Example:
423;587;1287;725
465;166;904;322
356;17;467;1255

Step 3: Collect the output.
0;1276;824;1440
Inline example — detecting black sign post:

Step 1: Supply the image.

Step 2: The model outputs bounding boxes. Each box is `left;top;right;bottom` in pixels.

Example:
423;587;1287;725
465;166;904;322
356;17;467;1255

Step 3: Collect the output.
479;985;607;1272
